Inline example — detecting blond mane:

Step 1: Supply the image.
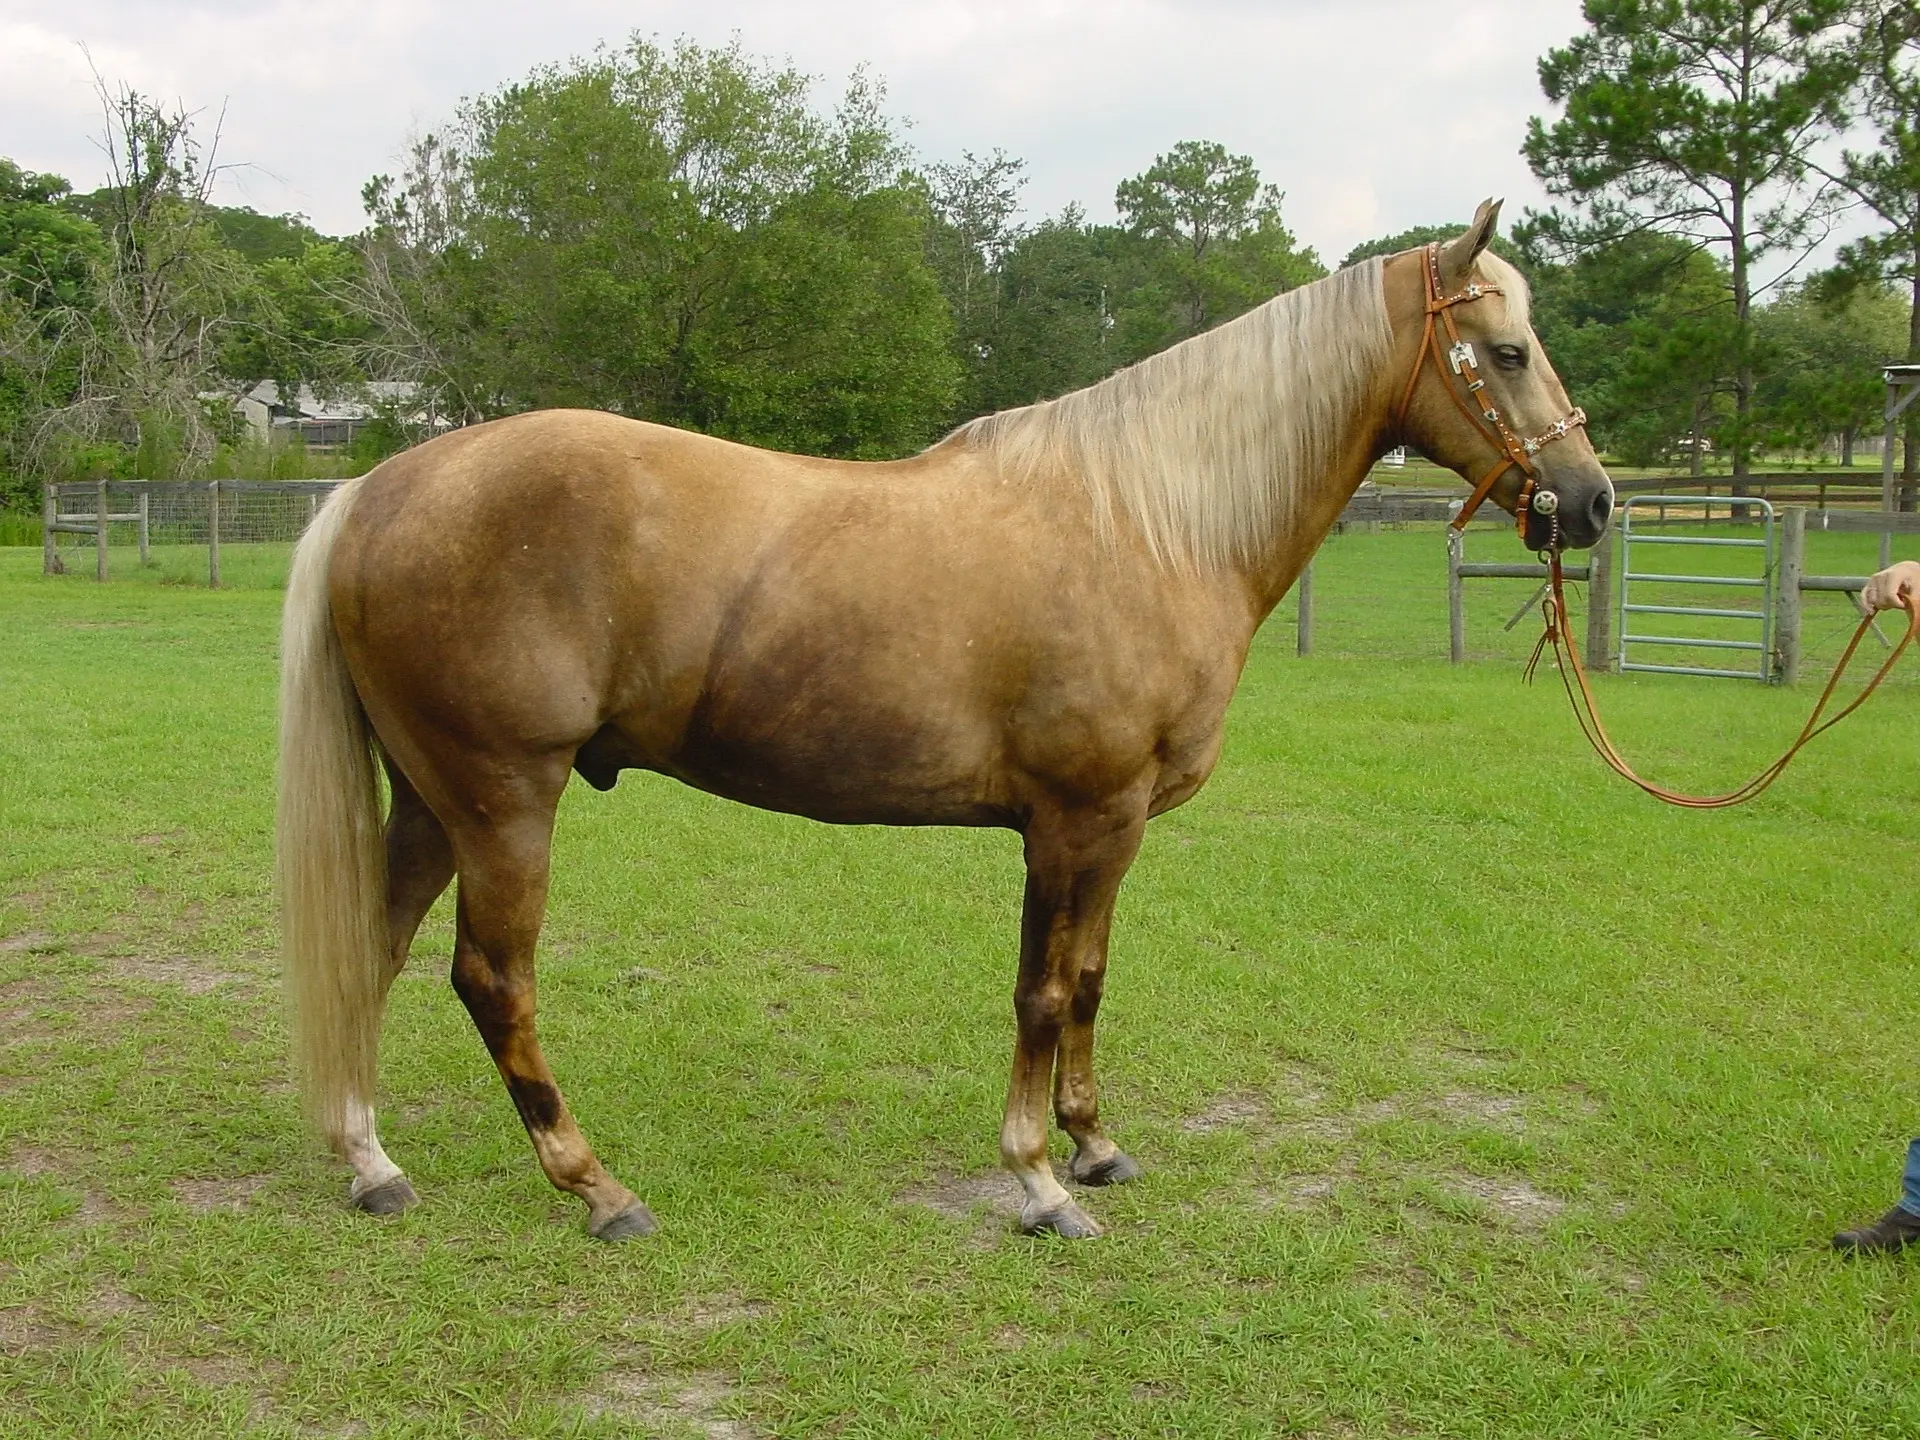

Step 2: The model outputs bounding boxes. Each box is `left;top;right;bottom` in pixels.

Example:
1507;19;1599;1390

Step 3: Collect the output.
950;258;1393;570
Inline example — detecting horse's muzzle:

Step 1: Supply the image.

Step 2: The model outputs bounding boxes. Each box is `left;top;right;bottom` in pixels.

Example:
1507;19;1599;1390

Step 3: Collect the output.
1525;477;1614;552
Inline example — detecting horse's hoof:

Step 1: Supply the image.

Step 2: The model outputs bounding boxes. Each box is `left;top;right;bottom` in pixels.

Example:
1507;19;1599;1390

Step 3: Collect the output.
589;1200;658;1242
1072;1150;1143;1187
349;1175;418;1216
1020;1199;1103;1239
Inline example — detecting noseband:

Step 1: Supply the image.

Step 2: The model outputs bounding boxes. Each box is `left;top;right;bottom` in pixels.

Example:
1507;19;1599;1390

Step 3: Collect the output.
1392;242;1588;540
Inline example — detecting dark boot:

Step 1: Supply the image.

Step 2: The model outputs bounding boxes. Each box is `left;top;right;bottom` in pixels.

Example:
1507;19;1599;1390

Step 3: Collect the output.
1832;1205;1920;1254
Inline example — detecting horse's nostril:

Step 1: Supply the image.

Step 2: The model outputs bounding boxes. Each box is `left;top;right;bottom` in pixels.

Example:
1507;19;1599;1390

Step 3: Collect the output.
1590;488;1614;530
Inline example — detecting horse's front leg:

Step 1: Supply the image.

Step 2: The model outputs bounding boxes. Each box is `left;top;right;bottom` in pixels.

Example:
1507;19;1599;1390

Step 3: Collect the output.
1002;795;1145;1238
1053;907;1144;1189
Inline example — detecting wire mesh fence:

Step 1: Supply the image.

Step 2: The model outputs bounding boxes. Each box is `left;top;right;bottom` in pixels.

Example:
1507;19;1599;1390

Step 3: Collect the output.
42;479;344;585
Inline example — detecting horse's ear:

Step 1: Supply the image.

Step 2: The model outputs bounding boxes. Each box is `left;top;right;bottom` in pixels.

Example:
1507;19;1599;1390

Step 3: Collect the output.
1439;198;1503;287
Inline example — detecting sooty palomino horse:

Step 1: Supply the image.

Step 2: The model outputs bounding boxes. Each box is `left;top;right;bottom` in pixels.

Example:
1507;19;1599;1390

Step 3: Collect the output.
280;200;1612;1240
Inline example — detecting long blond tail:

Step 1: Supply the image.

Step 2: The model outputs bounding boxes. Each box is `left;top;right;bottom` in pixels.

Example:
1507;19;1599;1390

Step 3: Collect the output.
277;479;386;1147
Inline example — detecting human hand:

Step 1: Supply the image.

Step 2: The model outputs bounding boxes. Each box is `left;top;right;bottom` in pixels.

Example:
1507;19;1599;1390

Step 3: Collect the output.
1859;560;1920;615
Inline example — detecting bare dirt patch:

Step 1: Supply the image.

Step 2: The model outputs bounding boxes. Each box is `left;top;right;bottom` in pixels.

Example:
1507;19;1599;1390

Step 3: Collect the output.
1429;1090;1530;1132
1184;1065;1333;1136
1255;1167;1358;1211
0;1144;128;1223
103;953;254;996
1183;1092;1271;1134
894;1170;1024;1223
1272;1097;1407;1143
0;1303;71;1352
585;1366;764;1439
83;1281;150;1323
1442;1174;1567;1229
5;1149;138;1227
4;889;51;916
0;974;155;1047
1266;1088;1540;1144
0;930;54;953
171;1175;272;1213
155;1349;287;1428
4;1144;66;1177
677;1294;775;1331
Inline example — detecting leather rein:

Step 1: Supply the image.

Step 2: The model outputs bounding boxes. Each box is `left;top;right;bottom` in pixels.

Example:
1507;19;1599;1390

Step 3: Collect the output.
1529;553;1919;808
1397;241;1920;808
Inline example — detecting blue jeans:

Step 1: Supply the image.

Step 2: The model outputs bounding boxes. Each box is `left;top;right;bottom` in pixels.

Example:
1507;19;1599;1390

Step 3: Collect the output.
1902;1138;1920;1217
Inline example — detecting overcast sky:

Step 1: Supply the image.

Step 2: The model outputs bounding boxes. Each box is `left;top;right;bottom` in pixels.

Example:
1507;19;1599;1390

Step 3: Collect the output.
0;0;1607;263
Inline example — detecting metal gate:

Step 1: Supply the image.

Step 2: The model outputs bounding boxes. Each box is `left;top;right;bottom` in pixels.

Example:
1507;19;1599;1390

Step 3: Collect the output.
1616;495;1775;681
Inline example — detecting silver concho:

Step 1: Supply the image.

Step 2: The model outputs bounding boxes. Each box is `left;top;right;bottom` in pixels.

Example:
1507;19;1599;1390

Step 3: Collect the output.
1531;488;1560;516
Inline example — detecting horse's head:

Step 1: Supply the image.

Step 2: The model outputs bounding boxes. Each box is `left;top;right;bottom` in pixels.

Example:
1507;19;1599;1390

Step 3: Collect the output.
1389;198;1613;552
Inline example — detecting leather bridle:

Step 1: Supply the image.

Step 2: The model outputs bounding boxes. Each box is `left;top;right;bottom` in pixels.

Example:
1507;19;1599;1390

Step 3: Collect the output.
1392;242;1588;542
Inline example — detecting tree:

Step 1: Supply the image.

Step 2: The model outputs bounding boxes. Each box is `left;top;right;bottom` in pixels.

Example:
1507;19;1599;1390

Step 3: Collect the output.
1524;0;1855;488
5;88;256;489
1114;140;1323;348
356;38;960;458
967;207;1136;413
71;85;256;479
1818;1;1920;487
1755;278;1906;462
207;206;323;265
924;149;1029;418
1516;225;1740;468
0;161;105;507
219;237;373;407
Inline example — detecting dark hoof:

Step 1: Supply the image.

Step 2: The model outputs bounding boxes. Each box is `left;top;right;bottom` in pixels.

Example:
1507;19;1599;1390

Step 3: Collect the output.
350;1175;418;1216
1072;1150;1143;1187
589;1200;659;1242
1020;1199;1102;1239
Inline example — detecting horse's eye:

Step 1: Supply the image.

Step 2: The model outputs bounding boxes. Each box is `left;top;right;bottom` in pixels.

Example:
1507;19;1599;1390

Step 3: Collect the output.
1492;344;1528;370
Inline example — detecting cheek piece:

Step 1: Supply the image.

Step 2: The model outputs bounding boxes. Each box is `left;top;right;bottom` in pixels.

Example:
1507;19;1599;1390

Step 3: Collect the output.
1391;242;1588;544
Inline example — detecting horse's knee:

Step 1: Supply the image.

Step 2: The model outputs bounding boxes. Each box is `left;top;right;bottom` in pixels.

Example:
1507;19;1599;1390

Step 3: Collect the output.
1014;979;1074;1034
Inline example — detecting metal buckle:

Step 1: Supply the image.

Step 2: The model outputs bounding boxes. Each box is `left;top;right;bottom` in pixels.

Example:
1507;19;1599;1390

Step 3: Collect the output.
1448;341;1477;374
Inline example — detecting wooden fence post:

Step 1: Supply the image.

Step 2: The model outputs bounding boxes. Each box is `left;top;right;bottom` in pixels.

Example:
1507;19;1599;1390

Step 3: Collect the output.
137;489;150;566
1447;527;1465;663
95;478;108;582
1585;525;1615;673
1777;506;1804;686
208;479;221;589
1296;560;1313;657
42;483;56;575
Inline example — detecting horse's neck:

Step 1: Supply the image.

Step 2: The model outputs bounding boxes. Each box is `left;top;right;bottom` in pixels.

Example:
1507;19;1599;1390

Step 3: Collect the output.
1227;389;1394;625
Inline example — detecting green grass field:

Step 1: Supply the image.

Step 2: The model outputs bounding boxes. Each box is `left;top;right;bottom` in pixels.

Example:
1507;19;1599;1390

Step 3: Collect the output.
4;531;1920;1439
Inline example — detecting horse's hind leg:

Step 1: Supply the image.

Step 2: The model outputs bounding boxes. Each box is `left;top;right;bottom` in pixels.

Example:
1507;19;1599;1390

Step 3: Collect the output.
440;760;654;1241
340;760;456;1215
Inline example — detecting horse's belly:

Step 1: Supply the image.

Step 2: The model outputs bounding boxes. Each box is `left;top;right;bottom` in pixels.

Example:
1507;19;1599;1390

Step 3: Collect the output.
599;704;1013;828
